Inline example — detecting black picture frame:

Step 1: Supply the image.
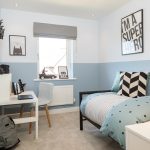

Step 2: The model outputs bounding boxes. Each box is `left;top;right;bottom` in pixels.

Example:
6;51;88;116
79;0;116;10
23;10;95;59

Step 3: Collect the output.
58;66;68;79
0;20;5;39
121;9;144;55
12;82;22;95
9;35;26;56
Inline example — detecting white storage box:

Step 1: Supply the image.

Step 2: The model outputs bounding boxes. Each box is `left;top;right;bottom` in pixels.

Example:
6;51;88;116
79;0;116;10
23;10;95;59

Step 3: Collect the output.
126;121;150;150
0;74;12;102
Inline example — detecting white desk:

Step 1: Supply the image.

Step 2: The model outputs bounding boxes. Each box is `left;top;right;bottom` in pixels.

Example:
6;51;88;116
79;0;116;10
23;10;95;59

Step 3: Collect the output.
0;91;38;139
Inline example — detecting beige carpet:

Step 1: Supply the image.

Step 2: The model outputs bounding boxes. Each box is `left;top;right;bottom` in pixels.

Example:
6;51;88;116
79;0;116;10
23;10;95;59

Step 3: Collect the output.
15;112;122;150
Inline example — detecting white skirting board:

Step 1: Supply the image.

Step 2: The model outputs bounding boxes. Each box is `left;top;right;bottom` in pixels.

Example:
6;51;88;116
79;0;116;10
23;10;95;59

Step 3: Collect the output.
2;106;79;117
49;85;74;106
39;106;79;115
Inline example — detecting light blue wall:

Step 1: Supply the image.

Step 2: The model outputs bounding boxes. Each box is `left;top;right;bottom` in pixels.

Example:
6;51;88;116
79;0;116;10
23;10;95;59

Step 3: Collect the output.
74;63;102;105
1;62;101;110
1;60;150;113
7;63;37;91
99;60;150;90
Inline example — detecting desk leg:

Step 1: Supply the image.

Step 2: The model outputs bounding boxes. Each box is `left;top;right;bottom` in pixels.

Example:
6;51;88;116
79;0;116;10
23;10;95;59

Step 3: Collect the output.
35;100;38;139
1;106;4;115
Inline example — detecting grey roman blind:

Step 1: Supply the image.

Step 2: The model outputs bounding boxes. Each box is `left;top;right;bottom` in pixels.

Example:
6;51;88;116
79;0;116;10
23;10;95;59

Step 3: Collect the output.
33;22;77;40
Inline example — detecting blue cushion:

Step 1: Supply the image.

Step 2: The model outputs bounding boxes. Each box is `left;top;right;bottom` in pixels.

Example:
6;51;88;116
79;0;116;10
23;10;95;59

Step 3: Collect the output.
111;72;120;92
146;72;150;95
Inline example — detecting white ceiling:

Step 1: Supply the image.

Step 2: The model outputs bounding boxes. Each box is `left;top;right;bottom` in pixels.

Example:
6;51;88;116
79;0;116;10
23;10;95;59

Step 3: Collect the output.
0;0;131;20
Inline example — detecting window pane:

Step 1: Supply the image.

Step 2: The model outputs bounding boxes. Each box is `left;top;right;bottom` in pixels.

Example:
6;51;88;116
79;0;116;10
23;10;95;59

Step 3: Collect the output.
39;38;67;74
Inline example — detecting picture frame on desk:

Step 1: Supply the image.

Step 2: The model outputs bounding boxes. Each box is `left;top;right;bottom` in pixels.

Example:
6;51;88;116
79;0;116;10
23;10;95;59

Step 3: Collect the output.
12;82;21;95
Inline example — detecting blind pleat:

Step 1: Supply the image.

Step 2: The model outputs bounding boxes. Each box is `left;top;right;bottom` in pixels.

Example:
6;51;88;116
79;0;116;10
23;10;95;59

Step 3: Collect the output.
33;22;77;40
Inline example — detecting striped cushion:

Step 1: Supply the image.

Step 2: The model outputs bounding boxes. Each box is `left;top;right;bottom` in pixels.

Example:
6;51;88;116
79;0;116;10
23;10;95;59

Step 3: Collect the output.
117;72;148;98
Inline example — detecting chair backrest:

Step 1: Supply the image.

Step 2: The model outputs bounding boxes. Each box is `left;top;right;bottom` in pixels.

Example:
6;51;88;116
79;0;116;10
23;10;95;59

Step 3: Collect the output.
38;82;54;102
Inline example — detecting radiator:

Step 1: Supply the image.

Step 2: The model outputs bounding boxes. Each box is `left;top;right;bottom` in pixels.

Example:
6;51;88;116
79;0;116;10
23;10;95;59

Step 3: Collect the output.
49;85;74;106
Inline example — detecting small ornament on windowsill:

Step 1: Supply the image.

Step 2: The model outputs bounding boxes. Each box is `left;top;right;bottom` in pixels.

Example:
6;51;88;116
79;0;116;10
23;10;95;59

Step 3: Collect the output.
0;20;5;39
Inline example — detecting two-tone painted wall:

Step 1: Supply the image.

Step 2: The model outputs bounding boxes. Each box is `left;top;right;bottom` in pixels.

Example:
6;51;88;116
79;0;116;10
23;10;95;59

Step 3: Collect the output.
0;9;101;109
1;0;150;112
98;0;150;91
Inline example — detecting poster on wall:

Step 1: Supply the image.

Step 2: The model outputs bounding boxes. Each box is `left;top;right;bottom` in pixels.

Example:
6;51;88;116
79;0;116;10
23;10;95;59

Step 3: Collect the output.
121;9;143;55
9;35;26;56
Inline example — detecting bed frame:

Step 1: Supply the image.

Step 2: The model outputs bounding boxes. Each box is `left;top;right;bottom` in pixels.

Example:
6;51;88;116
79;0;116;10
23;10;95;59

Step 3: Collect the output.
79;90;111;130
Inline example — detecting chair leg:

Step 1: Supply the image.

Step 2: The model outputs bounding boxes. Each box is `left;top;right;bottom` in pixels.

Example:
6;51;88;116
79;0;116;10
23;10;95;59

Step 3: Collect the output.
45;105;51;127
29;107;34;134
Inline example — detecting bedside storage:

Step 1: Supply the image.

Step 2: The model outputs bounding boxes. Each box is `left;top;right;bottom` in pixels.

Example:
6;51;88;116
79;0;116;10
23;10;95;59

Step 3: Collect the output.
126;121;150;150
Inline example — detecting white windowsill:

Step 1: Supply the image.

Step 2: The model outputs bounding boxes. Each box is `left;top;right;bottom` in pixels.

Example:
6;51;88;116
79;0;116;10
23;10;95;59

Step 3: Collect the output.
34;78;77;82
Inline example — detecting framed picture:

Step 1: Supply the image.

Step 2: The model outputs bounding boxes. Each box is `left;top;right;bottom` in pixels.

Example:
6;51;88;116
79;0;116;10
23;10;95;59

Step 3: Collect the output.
121;9;143;55
0;20;5;39
58;66;68;79
9;35;26;56
12;82;21;95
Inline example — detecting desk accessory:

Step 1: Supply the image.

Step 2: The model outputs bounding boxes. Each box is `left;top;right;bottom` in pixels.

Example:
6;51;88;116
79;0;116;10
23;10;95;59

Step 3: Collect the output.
18;94;33;100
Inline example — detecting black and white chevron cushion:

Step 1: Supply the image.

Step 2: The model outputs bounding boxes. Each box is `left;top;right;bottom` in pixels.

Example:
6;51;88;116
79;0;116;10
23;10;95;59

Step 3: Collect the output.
117;72;148;98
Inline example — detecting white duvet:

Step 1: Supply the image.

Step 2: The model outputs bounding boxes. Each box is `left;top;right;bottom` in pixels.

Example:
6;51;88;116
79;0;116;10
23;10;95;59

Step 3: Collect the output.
84;93;128;125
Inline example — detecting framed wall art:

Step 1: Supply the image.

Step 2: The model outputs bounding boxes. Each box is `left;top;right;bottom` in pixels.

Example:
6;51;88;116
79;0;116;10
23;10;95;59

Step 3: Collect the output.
58;66;68;79
121;9;143;55
9;35;26;56
0;20;5;39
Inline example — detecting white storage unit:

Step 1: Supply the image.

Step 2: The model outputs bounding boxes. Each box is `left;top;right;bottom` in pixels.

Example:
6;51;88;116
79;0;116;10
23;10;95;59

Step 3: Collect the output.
126;121;150;150
0;74;12;102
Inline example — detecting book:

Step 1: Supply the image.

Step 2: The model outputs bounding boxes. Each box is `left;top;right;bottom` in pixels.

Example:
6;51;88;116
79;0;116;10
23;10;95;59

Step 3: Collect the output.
18;94;33;100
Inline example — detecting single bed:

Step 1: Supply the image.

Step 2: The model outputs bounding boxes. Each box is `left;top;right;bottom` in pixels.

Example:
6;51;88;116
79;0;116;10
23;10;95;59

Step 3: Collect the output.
79;90;150;149
79;71;150;149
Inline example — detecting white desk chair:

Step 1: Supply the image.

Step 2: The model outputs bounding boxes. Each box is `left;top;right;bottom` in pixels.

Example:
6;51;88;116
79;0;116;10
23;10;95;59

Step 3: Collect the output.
31;82;54;132
19;82;53;134
29;82;54;133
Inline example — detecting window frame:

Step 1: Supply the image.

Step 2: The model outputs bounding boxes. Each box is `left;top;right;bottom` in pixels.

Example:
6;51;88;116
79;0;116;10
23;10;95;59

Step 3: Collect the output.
37;37;75;79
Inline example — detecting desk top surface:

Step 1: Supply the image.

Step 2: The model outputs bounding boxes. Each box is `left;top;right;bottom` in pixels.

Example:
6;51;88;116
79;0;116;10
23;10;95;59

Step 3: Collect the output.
0;91;38;106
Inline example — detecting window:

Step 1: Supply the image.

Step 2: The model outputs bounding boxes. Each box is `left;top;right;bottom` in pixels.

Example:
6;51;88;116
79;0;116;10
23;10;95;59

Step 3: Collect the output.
34;22;77;79
38;37;74;79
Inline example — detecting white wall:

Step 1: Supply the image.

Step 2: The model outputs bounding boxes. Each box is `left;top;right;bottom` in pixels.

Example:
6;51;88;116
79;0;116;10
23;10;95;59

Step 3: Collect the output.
0;9;99;63
99;0;150;63
0;9;2;49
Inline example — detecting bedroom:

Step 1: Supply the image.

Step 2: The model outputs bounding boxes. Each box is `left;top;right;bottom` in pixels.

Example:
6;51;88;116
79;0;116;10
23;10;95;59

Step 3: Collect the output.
0;0;150;149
